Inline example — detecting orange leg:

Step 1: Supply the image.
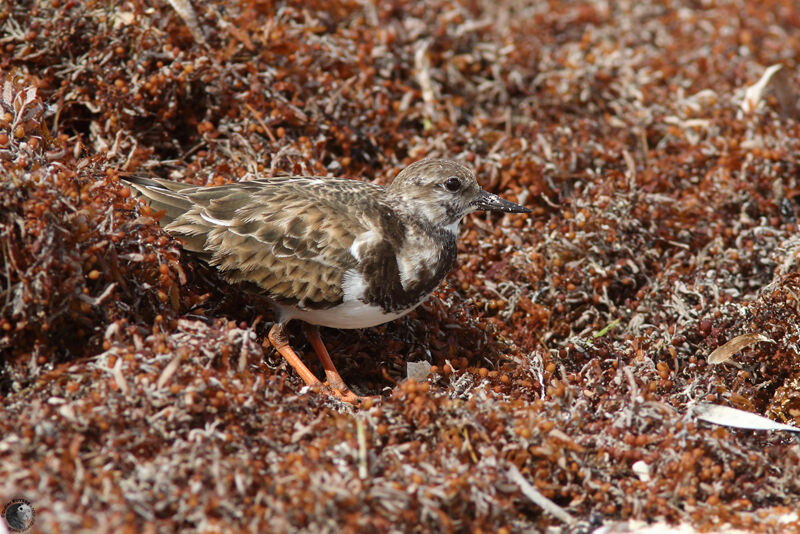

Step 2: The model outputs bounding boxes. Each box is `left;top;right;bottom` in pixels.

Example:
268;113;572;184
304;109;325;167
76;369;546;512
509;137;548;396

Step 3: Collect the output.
268;322;321;388
304;324;350;391
268;322;362;404
304;324;362;404
304;324;381;405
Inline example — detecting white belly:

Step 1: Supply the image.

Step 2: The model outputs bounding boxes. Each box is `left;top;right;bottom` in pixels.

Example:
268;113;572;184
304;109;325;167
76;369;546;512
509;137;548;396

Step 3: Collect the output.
279;297;427;329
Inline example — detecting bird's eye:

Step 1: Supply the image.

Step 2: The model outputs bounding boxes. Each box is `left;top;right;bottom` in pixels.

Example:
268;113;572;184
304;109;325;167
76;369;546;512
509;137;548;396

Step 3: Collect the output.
444;177;461;192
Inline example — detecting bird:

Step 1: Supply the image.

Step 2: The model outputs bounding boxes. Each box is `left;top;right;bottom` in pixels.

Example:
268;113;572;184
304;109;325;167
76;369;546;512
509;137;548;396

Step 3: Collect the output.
123;159;530;403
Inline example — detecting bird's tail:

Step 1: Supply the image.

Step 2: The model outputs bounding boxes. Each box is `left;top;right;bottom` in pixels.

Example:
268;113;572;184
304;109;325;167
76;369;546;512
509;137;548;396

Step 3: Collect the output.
121;175;195;226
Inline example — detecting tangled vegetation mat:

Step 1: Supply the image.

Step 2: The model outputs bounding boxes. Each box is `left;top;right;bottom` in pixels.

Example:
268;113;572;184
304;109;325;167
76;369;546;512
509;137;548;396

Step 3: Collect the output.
2;1;800;532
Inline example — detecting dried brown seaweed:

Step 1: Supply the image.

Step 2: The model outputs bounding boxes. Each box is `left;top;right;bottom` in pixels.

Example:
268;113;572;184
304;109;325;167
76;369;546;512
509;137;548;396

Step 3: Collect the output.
2;1;800;532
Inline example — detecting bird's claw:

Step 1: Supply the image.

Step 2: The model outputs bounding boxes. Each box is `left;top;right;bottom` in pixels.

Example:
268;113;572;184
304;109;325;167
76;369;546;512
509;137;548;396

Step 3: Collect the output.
320;382;380;405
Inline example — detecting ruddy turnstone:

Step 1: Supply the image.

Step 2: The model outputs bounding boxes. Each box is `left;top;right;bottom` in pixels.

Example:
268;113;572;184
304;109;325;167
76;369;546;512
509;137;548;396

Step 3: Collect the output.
124;159;529;403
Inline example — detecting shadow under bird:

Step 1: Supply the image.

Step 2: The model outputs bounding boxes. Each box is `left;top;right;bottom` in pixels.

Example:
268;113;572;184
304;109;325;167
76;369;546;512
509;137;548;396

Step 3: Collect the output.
123;159;530;403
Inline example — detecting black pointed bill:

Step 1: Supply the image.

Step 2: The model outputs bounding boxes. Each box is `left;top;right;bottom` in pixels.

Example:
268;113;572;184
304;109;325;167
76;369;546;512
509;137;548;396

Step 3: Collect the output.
473;190;531;213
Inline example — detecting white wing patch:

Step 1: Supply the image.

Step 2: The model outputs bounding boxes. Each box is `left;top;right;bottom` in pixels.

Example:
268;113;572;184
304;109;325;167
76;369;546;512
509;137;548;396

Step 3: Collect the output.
349;229;381;262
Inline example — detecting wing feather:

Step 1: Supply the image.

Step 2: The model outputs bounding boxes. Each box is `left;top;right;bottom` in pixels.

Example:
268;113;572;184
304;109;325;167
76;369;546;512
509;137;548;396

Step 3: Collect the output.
123;176;388;308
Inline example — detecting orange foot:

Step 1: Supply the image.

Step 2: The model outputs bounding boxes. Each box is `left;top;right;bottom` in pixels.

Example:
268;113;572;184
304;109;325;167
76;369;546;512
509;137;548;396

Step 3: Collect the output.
319;384;378;405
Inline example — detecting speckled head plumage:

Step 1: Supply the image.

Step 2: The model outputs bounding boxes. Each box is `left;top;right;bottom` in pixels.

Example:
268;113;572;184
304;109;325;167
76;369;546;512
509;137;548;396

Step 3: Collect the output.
122;159;529;403
387;159;529;232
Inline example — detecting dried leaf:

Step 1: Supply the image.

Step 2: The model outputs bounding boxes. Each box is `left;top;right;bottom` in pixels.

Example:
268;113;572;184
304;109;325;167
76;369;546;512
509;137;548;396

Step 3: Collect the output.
707;333;774;364
156;353;182;389
507;464;575;524
166;0;206;44
632;460;651;482
694;403;800;434
406;360;431;381
741;64;783;113
112;356;130;395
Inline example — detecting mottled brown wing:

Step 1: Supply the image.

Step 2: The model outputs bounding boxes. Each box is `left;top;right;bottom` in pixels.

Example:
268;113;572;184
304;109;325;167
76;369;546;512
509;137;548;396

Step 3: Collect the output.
125;176;387;308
